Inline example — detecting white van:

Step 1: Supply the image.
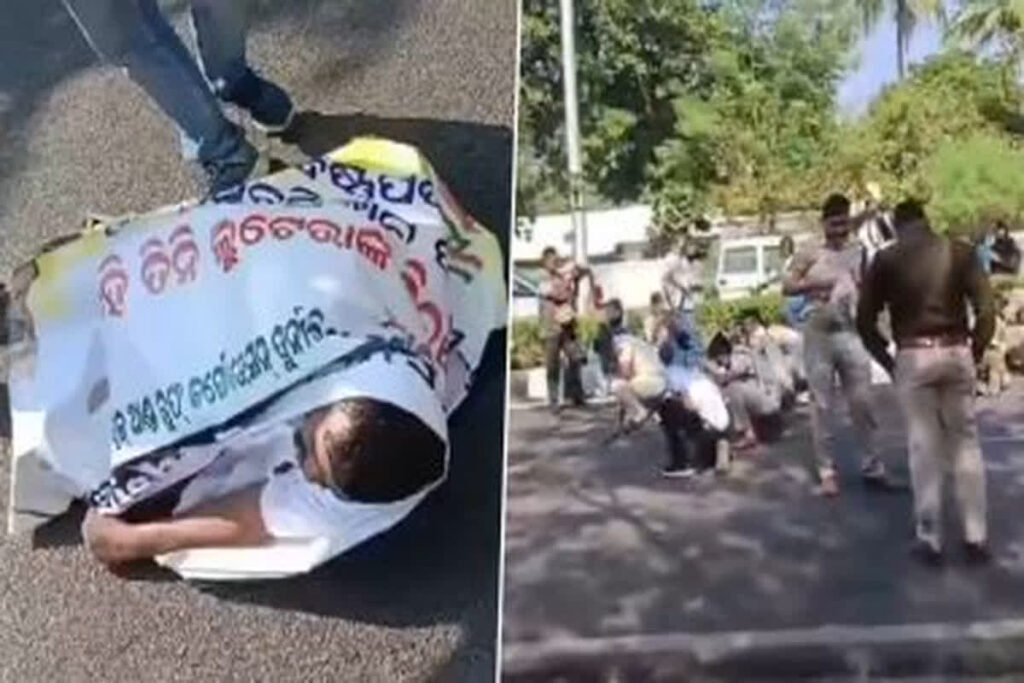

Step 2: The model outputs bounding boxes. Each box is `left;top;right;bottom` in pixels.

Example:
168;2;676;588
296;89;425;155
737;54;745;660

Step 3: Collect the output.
714;235;787;300
512;271;541;320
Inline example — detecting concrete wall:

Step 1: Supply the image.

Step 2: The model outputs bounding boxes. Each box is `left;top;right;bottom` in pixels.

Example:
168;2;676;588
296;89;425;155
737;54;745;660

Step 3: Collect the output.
590;257;673;310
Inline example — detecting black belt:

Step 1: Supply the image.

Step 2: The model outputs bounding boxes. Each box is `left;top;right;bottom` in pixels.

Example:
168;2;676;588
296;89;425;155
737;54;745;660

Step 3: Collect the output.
896;335;968;350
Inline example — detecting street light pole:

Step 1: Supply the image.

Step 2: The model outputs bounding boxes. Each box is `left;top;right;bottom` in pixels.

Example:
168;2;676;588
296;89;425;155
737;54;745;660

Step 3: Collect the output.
559;0;587;265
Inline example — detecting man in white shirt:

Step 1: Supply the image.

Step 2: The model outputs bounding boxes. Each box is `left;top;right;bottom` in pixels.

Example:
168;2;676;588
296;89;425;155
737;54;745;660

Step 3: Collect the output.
82;393;445;566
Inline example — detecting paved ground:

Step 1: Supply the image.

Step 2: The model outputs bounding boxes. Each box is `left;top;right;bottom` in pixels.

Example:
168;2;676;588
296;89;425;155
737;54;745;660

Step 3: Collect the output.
0;1;515;681
503;385;1024;679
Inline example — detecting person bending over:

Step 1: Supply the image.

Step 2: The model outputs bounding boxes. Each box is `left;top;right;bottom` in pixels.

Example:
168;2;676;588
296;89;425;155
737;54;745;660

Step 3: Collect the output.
82;397;444;567
706;331;783;450
595;299;721;478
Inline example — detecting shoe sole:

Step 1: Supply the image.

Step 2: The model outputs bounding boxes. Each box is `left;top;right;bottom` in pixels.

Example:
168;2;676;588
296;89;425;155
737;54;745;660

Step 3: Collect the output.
252;105;296;136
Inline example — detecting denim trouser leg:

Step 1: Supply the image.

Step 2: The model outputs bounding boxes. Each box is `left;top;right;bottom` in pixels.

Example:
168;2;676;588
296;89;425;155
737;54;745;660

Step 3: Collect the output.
189;0;250;95
62;0;242;164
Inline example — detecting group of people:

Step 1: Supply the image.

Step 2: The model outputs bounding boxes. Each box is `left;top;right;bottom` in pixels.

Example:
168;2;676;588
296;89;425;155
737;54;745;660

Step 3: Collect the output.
538;191;1008;566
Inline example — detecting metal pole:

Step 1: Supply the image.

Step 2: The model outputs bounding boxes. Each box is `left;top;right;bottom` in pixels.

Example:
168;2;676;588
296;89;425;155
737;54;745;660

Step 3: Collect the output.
559;0;587;265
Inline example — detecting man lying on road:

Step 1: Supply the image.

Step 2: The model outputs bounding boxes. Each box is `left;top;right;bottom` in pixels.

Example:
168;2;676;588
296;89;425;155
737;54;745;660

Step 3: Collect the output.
83;392;445;567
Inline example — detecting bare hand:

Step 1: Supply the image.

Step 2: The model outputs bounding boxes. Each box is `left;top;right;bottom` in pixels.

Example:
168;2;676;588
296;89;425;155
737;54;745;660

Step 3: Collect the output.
82;507;134;566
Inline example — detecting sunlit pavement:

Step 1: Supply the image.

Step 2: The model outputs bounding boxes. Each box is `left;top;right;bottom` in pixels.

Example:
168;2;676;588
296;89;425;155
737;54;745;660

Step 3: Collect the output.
0;1;514;680
503;384;1024;679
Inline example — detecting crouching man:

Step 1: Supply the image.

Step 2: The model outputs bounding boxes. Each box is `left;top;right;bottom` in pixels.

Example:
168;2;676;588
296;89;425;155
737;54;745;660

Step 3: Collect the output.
596;299;728;478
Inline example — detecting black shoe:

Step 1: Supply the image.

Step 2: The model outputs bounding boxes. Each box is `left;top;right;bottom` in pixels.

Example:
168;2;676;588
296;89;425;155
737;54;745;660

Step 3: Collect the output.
202;137;259;194
222;69;295;135
964;542;991;566
910;540;943;567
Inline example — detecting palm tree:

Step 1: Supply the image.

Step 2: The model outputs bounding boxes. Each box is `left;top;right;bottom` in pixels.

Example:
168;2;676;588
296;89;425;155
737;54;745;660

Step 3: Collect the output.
949;0;1024;70
858;0;946;80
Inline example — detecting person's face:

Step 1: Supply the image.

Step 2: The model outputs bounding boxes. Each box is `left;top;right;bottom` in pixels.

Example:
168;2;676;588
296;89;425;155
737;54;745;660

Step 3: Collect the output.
299;406;355;489
542;251;558;271
605;305;624;326
822;214;851;241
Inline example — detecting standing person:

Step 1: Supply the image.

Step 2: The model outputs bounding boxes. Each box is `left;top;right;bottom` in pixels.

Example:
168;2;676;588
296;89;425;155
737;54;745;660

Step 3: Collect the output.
992;222;1022;275
62;0;295;192
857;199;995;565
644;292;671;347
975;228;996;276
662;240;706;367
539;246;591;412
783;193;885;496
779;235;810;328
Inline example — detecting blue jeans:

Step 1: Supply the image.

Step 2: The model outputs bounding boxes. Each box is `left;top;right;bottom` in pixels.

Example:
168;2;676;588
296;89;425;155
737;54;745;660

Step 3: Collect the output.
671;309;705;367
62;0;250;164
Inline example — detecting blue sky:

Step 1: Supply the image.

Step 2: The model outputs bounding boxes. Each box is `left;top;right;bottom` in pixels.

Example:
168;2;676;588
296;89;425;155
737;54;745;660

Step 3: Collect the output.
837;15;944;117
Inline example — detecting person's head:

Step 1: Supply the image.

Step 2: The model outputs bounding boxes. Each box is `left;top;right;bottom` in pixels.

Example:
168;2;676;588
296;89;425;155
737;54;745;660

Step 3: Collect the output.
541;246;559;271
996;221;1010;239
650;292;665;312
707;332;732;366
780;235;795;259
683;240;703;261
604;298;625;329
298;398;445;503
892;198;928;235
821;193;852;241
738;309;764;341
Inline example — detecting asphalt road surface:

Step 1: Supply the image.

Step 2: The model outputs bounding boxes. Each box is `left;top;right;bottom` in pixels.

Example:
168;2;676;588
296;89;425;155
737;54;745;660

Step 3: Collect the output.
0;1;515;681
503;385;1024;679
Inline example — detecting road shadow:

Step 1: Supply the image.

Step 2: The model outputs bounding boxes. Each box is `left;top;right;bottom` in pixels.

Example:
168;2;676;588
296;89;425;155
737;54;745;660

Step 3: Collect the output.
282;110;513;273
503;388;1024;647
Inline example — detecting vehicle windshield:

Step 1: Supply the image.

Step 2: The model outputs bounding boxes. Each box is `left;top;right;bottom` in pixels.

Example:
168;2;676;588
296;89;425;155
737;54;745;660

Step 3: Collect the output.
763;245;782;277
722;246;758;275
513;272;540;297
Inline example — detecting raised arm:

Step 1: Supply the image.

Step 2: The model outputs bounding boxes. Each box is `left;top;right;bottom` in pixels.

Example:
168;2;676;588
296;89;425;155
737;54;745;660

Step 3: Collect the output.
82;484;270;566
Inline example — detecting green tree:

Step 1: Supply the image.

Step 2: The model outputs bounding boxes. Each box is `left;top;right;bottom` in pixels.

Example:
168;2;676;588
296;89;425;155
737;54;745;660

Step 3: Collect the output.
830;51;1022;199
649;0;855;233
924;134;1024;235
857;0;945;80
518;0;727;210
949;0;1024;70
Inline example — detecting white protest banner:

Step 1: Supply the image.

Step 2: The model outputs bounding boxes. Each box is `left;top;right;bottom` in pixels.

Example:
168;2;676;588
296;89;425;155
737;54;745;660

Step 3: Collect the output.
6;138;506;577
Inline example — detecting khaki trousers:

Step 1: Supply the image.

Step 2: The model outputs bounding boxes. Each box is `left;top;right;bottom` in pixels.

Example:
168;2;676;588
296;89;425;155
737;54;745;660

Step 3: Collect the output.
895;345;987;549
611;374;667;422
803;327;880;478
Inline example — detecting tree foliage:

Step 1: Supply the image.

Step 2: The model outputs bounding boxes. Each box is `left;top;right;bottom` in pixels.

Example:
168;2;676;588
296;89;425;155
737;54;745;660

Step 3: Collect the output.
517;0;1024;241
924;134;1024;235
827;52;1024;220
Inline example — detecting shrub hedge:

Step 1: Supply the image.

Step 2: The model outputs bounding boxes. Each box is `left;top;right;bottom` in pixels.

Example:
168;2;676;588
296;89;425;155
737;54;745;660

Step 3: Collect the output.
510;293;785;370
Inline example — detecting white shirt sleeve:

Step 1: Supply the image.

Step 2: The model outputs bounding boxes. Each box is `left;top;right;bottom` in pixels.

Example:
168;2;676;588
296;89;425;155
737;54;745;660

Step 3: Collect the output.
259;458;437;546
260;464;351;538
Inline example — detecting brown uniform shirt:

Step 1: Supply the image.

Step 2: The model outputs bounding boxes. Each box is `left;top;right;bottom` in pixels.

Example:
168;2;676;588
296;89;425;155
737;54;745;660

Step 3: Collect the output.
856;228;995;374
538;261;579;337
